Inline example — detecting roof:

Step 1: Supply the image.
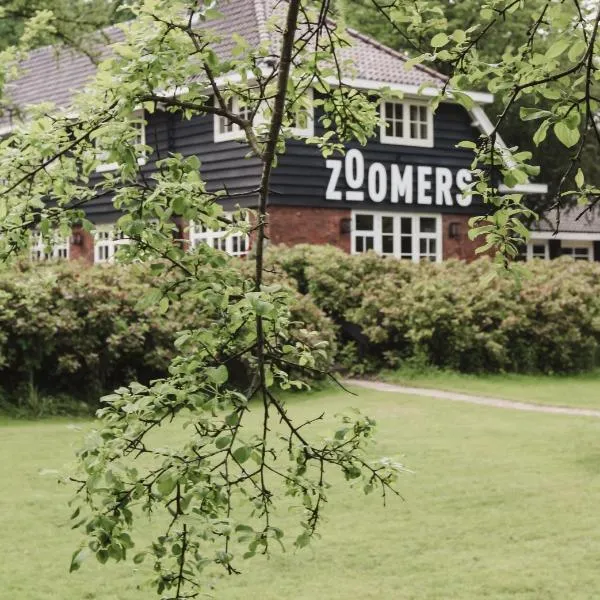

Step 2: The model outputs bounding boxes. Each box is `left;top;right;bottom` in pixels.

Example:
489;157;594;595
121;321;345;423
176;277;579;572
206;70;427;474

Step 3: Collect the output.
0;0;446;129
535;206;600;234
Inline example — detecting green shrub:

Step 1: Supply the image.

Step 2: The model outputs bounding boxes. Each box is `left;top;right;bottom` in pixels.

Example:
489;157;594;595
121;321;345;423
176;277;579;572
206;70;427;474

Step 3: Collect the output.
0;259;335;411
265;245;600;375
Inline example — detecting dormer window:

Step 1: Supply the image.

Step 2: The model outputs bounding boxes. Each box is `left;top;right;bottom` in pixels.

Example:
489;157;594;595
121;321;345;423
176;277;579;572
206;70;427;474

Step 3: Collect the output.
380;100;433;147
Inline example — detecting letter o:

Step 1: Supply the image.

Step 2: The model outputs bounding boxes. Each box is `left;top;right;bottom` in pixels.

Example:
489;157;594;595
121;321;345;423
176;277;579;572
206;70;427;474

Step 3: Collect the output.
345;149;364;190
368;162;387;203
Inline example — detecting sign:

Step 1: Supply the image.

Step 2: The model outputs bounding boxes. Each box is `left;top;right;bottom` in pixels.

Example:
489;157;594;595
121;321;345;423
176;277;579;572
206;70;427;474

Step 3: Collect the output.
325;149;473;207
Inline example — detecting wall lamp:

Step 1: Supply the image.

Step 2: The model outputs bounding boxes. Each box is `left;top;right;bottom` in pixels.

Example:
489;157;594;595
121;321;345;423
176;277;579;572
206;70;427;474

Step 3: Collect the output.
340;217;352;234
71;231;84;246
448;222;461;240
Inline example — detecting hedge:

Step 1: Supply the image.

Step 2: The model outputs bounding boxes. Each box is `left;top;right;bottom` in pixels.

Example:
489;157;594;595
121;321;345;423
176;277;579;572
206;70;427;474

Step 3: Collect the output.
0;260;334;412
2;246;598;415
263;245;600;374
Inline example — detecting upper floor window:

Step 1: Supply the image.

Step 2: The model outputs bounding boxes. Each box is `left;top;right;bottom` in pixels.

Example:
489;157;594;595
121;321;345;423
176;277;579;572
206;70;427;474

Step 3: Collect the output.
93;225;130;263
214;91;314;142
352;211;441;262
380;100;433;147
286;89;314;137
96;110;146;173
189;214;249;257
30;232;69;261
214;97;251;142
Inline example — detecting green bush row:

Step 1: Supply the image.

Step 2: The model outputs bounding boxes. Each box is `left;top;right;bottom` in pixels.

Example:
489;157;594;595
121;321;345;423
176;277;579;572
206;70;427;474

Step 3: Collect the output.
264;245;600;375
2;246;598;414
0;260;334;413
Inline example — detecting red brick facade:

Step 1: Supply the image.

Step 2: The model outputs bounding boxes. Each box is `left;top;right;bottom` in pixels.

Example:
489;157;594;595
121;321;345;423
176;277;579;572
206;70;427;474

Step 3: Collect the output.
66;209;484;264
69;226;95;263
267;206;351;253
441;213;482;261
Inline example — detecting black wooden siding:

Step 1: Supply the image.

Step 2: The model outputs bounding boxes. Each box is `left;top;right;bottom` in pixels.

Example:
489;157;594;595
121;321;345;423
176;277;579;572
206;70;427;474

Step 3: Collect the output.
84;100;481;222
270;102;482;214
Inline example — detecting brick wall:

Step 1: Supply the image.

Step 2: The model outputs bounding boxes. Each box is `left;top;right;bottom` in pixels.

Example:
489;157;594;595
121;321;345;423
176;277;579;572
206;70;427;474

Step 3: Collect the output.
442;213;482;261
267;206;351;252
69;226;95;263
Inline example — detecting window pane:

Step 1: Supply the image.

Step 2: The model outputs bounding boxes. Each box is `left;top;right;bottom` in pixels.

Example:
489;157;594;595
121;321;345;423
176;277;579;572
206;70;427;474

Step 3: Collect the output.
419;106;427;121
356;237;364;253
410;123;418;138
420;217;436;233
420;124;428;139
365;237;374;250
401;217;412;234
430;239;437;254
401;237;412;254
356;215;374;231
382;216;394;234
420;238;426;254
385;103;394;119
410;105;418;120
382;236;394;254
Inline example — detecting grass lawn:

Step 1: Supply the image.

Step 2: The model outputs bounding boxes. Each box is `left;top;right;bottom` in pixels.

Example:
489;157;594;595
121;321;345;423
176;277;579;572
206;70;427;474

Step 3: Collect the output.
3;387;600;599
381;368;600;409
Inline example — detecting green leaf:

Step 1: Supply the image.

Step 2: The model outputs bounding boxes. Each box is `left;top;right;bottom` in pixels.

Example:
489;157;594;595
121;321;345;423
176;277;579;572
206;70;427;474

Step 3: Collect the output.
545;39;570;60
431;33;449;48
70;548;88;573
575;169;584;188
133;552;146;564
233;446;252;464
553;121;580;148
206;364;228;386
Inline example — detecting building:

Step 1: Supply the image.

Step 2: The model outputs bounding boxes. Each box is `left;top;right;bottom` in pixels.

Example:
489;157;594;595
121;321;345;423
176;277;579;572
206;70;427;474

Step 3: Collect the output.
5;0;593;264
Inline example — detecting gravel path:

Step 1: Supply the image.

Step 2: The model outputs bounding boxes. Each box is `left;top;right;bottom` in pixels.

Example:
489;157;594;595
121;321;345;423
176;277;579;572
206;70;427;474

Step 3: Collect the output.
346;379;600;418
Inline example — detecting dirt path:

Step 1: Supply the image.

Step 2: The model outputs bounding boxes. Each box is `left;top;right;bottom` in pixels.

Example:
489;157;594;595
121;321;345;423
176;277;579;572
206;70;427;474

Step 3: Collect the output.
346;379;600;418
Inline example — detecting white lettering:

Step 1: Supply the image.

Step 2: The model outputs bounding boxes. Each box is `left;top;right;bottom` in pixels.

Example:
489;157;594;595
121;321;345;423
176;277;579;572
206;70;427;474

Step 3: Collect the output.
368;162;387;203
345;149;365;201
417;166;432;205
390;165;413;204
456;168;473;207
435;167;453;206
325;159;343;200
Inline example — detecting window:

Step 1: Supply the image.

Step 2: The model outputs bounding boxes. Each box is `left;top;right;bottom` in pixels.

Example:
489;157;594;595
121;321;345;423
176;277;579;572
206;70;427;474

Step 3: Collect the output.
560;241;593;261
30;232;69;261
189;215;249;257
214;96;251;142
286;89;314;137
380;100;433;147
518;240;549;260
352;212;441;262
93;225;130;263
96;109;146;173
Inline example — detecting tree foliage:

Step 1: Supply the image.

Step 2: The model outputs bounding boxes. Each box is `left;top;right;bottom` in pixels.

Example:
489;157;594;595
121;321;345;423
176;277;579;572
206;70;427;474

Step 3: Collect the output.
342;0;600;203
0;1;401;597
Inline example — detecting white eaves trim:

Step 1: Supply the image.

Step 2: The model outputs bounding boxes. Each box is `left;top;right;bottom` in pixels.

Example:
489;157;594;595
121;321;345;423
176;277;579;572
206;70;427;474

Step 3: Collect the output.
328;77;494;105
499;183;548;194
530;231;600;241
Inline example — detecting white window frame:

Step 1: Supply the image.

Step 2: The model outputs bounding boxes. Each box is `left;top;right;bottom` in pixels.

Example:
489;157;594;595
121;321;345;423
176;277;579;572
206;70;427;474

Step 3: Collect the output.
351;211;442;263
380;99;434;148
214;96;252;142
93;224;131;264
30;231;69;261
560;240;593;261
214;91;314;142
287;88;314;138
188;214;249;257
526;240;549;260
96;109;147;173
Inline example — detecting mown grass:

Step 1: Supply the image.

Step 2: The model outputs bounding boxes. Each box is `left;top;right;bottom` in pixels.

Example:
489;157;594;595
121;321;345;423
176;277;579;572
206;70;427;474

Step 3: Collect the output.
3;387;600;599
381;367;600;408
